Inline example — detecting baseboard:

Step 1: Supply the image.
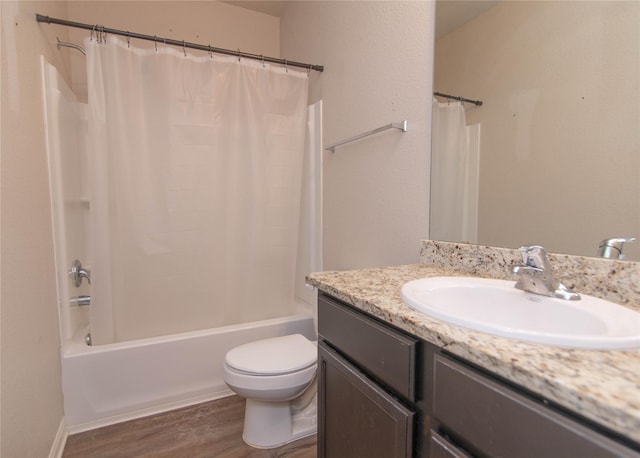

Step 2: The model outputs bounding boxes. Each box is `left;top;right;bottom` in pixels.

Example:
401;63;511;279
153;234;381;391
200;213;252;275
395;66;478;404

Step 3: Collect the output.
66;388;234;435
48;418;68;458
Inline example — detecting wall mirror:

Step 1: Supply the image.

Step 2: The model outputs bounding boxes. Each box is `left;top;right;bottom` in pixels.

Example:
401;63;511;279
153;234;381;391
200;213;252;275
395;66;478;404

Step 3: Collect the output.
431;0;640;261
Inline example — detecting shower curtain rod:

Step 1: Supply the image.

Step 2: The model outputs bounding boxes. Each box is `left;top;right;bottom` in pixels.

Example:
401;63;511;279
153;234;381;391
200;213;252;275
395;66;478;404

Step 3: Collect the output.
36;14;324;72
434;91;483;106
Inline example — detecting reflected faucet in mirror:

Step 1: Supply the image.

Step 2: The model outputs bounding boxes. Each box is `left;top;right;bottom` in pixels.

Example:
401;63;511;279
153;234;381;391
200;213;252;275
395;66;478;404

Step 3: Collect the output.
597;237;637;260
512;245;580;301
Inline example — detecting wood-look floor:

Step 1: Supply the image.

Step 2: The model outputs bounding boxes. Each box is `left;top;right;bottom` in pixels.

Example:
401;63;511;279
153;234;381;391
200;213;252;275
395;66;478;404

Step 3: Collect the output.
62;395;317;458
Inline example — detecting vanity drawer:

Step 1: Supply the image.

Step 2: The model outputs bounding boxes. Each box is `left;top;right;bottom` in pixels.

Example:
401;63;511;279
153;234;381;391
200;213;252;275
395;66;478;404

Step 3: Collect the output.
318;293;418;401
433;354;639;457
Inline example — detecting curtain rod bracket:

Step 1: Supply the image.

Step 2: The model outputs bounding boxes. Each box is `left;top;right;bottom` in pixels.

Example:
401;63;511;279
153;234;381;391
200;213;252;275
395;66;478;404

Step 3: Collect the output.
56;37;86;55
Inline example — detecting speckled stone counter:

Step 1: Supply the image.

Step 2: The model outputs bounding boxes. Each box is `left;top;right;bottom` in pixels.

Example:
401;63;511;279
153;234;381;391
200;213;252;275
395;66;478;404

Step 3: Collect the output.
307;241;640;444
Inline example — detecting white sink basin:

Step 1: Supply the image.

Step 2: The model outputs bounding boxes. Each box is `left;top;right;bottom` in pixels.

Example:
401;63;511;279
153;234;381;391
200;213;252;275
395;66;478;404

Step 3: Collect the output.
401;277;640;350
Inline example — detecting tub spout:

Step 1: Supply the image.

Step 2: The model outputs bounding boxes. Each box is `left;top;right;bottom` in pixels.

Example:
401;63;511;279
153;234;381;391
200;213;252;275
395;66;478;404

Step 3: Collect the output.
70;295;91;306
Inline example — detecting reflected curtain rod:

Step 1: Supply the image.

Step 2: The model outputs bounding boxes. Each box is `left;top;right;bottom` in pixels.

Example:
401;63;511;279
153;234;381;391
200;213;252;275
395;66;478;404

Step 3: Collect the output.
36;14;324;72
434;91;483;106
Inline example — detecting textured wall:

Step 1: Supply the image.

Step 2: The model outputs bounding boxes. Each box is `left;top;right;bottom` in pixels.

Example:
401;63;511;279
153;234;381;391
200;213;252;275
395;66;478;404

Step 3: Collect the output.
1;1;70;456
281;1;435;270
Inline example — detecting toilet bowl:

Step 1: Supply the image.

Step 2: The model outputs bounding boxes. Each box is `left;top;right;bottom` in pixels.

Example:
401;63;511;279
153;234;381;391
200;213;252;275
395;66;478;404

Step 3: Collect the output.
223;333;318;449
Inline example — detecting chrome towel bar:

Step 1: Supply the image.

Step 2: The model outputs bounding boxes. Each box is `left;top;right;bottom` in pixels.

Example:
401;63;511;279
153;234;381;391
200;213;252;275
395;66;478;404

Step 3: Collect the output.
325;120;407;153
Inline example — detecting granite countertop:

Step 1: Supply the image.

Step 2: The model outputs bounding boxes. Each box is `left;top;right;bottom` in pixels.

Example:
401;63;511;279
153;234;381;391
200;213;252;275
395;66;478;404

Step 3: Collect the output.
307;263;640;444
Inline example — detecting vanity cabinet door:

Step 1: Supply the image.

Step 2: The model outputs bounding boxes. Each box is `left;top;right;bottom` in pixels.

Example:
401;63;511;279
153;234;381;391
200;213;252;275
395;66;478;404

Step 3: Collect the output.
318;342;414;458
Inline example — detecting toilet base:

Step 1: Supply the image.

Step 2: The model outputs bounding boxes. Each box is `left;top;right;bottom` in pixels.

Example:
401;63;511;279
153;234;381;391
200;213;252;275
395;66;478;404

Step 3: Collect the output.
242;394;317;449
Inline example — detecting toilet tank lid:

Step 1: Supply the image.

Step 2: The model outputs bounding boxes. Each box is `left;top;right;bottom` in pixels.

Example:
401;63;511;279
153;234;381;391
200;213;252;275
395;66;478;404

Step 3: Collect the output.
225;334;317;375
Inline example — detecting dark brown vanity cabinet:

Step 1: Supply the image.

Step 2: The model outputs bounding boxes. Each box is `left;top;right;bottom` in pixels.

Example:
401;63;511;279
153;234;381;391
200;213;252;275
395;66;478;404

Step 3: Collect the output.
318;292;640;458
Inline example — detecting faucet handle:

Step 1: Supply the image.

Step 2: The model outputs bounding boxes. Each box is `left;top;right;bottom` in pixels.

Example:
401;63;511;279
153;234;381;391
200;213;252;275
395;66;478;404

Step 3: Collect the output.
69;259;91;287
518;245;552;271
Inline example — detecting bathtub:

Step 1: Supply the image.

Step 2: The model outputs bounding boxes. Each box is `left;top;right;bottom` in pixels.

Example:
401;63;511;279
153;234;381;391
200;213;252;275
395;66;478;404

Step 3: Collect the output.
62;310;316;433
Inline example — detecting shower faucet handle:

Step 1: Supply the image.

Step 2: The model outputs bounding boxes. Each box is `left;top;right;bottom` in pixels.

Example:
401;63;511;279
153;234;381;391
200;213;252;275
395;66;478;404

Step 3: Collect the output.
69;259;91;287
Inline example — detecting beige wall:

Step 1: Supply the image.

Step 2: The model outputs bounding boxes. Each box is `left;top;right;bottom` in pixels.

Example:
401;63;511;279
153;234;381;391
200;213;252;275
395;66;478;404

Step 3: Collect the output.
1;1;71;456
281;1;435;270
434;1;640;258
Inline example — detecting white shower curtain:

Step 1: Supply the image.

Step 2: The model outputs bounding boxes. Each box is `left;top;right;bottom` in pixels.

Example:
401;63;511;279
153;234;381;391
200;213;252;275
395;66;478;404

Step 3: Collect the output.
86;37;309;344
430;99;480;244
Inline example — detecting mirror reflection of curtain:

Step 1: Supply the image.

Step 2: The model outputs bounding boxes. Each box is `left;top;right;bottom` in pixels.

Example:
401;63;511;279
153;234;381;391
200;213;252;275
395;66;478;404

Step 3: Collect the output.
430;99;480;243
86;37;309;344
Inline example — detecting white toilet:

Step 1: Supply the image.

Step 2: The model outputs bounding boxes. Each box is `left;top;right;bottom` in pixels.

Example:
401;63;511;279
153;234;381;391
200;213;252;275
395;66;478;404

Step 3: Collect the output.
223;333;318;448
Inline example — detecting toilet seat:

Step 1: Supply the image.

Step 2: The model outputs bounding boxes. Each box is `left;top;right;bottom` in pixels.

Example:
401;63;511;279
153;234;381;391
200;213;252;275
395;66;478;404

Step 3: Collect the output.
223;334;317;400
223;361;317;394
225;334;317;375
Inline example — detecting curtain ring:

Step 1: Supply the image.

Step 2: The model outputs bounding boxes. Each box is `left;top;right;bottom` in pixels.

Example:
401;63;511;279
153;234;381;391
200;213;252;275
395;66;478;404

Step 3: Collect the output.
307;64;312;77
182;40;186;57
126;31;130;48
154;35;158;52
209;45;213;59
237;49;241;62
91;25;96;42
260;55;265;67
284;59;288;73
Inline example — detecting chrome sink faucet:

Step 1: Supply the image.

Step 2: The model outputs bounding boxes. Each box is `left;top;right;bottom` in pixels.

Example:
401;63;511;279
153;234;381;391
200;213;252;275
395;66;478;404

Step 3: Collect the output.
512;245;581;301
